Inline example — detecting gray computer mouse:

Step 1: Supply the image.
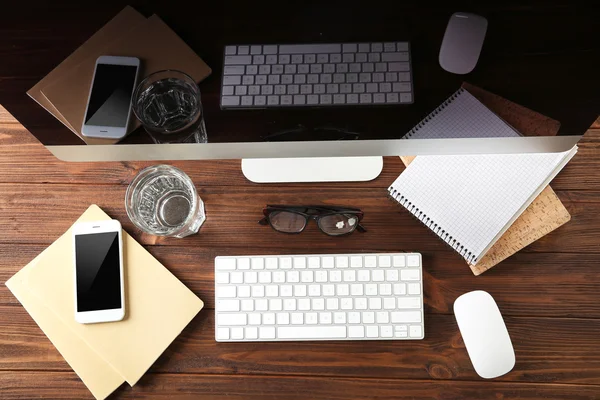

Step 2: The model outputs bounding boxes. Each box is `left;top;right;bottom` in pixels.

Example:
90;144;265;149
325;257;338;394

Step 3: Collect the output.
439;12;488;74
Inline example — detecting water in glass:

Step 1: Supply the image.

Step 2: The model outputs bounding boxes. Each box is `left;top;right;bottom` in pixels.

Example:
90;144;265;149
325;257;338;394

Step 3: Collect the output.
126;165;205;238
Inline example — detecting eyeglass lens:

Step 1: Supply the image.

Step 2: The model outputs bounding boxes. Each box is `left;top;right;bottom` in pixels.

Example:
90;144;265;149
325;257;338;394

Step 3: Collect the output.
268;210;307;233
318;213;359;236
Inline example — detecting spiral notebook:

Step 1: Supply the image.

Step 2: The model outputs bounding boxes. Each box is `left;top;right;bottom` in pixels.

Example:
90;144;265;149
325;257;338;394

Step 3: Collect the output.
389;88;577;264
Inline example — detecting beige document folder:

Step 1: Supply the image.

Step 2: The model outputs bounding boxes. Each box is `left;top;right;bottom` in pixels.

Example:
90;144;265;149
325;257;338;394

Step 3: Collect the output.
26;6;147;143
5;204;204;399
41;14;212;144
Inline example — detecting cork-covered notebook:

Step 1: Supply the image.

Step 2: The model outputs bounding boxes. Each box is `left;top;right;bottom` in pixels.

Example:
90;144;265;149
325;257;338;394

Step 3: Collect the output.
399;83;571;275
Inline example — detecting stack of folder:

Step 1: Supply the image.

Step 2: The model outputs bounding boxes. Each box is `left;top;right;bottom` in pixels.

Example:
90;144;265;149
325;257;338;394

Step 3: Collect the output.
5;205;204;399
26;6;212;145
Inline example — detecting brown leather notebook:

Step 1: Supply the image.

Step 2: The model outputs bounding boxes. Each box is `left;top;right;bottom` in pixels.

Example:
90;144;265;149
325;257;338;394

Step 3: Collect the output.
39;12;212;145
400;83;571;275
26;6;146;143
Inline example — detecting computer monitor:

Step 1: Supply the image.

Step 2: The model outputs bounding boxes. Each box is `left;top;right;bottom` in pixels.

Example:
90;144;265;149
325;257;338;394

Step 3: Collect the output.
8;5;598;182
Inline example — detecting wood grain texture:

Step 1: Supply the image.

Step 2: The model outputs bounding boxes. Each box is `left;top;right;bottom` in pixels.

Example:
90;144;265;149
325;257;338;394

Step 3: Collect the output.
3;372;600;400
1;306;600;385
3;248;600;318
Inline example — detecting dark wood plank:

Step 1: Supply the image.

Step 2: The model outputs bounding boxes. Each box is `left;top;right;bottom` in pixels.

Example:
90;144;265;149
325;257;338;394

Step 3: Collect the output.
3;246;600;319
2;306;600;385
0;183;598;253
2;371;600;400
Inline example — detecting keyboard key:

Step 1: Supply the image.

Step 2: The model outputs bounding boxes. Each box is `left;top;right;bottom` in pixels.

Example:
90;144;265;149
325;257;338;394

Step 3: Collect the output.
224;66;245;75
280;257;292;269
352;83;365;93
266;285;279;297
279;44;341;54
268;75;280;84
238;286;250;297
267;95;279;105
380;284;393;296
266;55;278;64
381;325;393;338
223;76;242;86
368;53;380;62
343;53;354;63
365;283;377;296
388;62;410;72
225;55;252;65
277;312;290;325
372;270;384;281
222;86;234;96
355;298;368;310
408;283;421;295
371;43;383;52
305;54;316;63
217;328;230;340
341;298;353;310
225;46;237;55
308;257;320;268
407;254;420;267
324;64;335;73
343;270;356;282
322;257;334;268
366;325;379;338
410;325;423;338
287;270;300;283
292;54;303;64
393;283;407;295
280;285;293;297
385;270;398;282
291;313;304;324
278;326;346;339
334;312;347;324
366;83;378;93
401;269;420;281
393;82;412;92
386;93;399;103
235;86;247;96
357;270;370;282
307;303;324;318
255;299;268;311
397;297;421;309
241;299;254;311
252;285;265;297
391;311;422;323
350;283;363;296
284;299;297;311
217;300;240;312
349;326;365;338
218;286;236;298
293;94;306;105
273;271;285;283
301;270;314;282
359;73;371;83
363;63;374;73
218;313;247;326
230;329;242;341
350;256;363;268
326;298;339;310
295;285;307;297
340;83;352;93
376;311;389;323
263;313;276;324
244;271;257;283
397;42;409;51
393;255;406;267
306;312;318;324
216;273;229;284
322;284;335;296
258;271;271;283
369;297;382;309
379;255;391;267
319;312;332;324
259;327;276;339
382;52;409;62
348;311;360;323
298;298;311;310
246;327;258;339
384;42;396;52
309;285;321;296
383;297;395;309
358;43;370;53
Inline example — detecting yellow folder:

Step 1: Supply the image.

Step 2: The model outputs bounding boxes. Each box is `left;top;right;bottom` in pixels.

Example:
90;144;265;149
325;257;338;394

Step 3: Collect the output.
5;205;204;399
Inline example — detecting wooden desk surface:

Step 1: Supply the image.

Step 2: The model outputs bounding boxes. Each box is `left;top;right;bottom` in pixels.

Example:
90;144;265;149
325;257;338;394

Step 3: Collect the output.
1;105;599;399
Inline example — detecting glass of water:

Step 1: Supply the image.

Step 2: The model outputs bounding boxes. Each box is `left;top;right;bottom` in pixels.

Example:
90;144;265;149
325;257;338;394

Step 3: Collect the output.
125;165;206;238
132;70;207;143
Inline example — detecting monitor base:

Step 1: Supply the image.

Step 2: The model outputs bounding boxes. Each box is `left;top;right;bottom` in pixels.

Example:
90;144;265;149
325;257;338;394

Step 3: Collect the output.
241;157;384;183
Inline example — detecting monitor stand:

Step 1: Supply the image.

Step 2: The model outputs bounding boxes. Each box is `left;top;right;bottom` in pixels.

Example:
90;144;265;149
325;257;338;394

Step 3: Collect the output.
241;157;384;183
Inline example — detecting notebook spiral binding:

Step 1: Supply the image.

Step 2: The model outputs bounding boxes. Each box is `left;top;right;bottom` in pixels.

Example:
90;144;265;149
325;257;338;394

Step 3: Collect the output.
401;87;465;140
388;186;478;264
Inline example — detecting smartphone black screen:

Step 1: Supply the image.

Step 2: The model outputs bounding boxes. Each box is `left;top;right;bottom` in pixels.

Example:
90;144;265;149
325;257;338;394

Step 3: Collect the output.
75;232;122;312
84;63;138;127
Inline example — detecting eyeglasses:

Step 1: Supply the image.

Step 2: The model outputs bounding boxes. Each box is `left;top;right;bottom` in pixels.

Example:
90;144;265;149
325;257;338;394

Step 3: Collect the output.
261;124;361;142
259;205;366;236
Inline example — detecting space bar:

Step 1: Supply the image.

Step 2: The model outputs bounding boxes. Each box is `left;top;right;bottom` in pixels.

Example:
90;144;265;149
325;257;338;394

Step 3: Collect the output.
278;326;347;339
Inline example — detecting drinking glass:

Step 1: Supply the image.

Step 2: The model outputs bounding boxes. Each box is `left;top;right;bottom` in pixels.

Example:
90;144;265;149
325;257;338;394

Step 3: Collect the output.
125;165;206;238
132;70;207;143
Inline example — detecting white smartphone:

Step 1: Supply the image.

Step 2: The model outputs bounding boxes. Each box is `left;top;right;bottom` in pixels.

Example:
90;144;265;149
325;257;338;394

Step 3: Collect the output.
81;55;140;139
72;220;125;324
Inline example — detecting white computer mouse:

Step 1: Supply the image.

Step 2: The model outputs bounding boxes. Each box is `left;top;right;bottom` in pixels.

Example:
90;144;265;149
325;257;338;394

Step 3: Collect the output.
439;12;488;74
453;290;515;379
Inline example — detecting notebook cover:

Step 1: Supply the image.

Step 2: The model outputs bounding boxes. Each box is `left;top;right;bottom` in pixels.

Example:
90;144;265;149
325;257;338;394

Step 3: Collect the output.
5;204;204;398
400;83;571;275
26;204;204;385
5;251;124;400
26;6;147;144
41;14;212;145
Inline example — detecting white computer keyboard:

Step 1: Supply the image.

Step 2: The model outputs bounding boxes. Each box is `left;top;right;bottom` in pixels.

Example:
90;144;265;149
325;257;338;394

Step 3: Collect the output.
220;42;413;109
214;253;424;342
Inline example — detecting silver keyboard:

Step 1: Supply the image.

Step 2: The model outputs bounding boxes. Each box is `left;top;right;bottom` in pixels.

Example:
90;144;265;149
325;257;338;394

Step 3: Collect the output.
220;42;413;109
214;253;424;342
